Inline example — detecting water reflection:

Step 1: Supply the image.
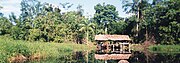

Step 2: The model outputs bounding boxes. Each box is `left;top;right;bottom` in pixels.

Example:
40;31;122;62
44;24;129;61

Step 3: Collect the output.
27;51;103;63
129;51;180;63
27;50;180;63
153;53;180;63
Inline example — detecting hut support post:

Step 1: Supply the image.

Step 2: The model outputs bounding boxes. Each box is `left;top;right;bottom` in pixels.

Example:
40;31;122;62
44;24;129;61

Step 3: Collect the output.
128;43;130;53
120;43;122;53
113;44;115;52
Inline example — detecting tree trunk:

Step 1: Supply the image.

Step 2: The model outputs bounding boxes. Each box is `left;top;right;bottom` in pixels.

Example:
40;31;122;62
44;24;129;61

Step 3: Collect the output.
136;0;142;37
86;51;89;63
86;30;89;45
136;22;139;37
145;27;148;40
136;4;140;37
105;26;107;34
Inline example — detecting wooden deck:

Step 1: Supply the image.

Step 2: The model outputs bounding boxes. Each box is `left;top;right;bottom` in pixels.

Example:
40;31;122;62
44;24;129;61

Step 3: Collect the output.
95;54;132;60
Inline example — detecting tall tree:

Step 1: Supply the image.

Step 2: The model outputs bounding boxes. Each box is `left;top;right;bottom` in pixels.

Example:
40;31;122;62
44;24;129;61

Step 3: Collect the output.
29;4;62;42
61;11;86;43
139;0;180;44
93;3;119;34
155;0;180;44
122;0;150;37
0;17;12;35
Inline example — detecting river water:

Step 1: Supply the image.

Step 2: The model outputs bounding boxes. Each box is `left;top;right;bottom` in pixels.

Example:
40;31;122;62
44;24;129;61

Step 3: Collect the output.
27;50;180;63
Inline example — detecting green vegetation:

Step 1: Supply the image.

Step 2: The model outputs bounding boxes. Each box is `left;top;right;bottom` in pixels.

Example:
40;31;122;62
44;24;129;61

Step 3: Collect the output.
122;0;180;44
0;0;179;44
0;36;94;62
0;0;180;62
149;45;180;53
79;20;95;44
93;3;123;34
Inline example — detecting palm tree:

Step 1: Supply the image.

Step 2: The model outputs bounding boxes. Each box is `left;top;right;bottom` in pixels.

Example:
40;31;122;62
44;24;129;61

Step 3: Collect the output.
79;20;95;45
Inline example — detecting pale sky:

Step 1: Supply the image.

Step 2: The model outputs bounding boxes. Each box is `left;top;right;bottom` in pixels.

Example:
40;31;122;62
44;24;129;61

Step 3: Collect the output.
0;0;132;18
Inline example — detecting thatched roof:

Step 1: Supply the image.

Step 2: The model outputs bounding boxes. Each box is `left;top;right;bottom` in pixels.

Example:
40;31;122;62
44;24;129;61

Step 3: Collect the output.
95;35;131;41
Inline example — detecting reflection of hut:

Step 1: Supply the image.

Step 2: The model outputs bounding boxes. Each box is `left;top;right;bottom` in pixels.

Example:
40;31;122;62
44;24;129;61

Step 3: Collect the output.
95;35;131;54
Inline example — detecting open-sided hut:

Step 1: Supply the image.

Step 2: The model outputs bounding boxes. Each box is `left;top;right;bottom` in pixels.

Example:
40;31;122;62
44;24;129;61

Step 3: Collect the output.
95;35;131;54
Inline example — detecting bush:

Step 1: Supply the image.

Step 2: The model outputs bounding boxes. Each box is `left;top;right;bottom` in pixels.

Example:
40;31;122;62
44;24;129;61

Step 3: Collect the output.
9;44;31;56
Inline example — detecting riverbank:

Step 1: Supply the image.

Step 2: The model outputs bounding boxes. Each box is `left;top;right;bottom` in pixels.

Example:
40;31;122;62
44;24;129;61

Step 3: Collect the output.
131;44;180;53
148;45;180;53
0;36;95;62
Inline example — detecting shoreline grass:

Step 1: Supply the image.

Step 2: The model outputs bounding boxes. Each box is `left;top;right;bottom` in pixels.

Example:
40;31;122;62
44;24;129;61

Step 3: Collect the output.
148;45;180;53
130;44;144;51
131;44;180;54
0;36;95;62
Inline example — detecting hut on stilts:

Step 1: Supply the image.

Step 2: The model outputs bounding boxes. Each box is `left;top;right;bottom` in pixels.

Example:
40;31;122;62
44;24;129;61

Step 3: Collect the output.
95;35;132;61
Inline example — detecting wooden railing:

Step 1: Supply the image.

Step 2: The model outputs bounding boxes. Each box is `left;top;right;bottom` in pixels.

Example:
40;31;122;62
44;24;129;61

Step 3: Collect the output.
96;42;131;54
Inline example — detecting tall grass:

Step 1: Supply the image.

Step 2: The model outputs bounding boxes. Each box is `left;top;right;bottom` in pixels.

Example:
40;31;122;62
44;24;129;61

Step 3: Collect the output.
0;36;95;62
